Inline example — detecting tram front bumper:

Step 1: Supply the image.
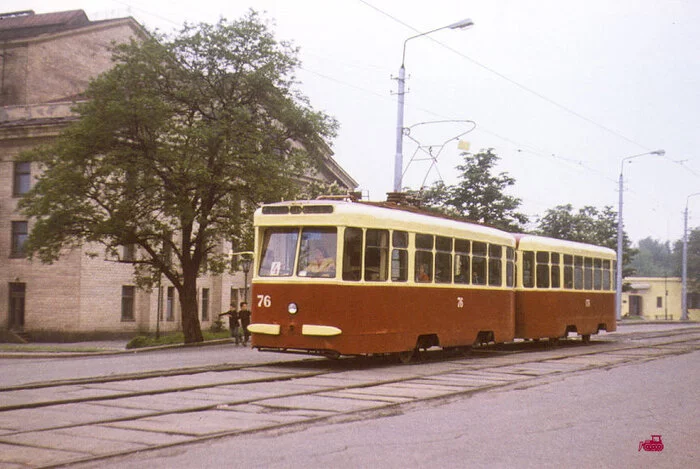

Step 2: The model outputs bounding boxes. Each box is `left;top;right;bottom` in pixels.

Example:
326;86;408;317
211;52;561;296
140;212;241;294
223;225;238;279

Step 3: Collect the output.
247;323;342;337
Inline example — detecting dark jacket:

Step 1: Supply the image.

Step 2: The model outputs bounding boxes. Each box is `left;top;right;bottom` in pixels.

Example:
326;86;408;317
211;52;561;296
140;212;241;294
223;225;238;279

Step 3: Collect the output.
238;308;251;328
219;309;240;329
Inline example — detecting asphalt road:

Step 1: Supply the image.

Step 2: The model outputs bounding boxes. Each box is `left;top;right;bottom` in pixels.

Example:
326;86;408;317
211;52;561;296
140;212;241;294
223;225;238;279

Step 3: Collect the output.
55;326;697;469
68;350;697;469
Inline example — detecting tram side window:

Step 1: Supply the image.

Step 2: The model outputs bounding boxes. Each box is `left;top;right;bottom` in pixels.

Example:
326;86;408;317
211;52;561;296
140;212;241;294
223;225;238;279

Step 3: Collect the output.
584;257;593;290
454;239;470;284
259;228;298;277
342;228;363;281
365;229;389;281
613;261;617;290
563;254;574;289
522;251;534;288
551;252;561;288
297;227;337;278
472;241;487;285
415;234;434;282
506;247;515;287
593;258;602;290
435;236;453;283
574;256;584;290
602;259;612;290
489;244;502;286
536;251;550;288
391;231;408;282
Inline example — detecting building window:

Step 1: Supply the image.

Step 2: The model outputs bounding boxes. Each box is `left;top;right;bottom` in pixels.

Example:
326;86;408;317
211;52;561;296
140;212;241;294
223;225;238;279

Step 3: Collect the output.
9;282;26;328
657;296;663;308
123;244;136;261
689;292;700;309
11;221;28;258
121;286;135;321
166;286;175;321
13;162;31;196
201;288;209;321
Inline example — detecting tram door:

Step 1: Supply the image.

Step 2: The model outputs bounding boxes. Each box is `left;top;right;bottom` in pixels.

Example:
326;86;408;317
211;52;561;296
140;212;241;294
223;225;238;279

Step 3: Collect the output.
9;283;26;329
629;295;643;316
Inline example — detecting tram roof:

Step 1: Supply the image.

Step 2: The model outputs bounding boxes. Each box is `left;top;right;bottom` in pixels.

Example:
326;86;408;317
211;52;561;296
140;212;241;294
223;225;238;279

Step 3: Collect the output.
255;199;515;245
515;234;616;258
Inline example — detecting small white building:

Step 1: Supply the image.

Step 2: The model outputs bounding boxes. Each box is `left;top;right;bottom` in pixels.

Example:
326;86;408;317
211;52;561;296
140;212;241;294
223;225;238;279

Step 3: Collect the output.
621;277;699;321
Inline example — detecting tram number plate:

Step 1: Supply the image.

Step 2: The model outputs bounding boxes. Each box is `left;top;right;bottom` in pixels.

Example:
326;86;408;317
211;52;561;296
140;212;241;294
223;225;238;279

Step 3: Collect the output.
457;297;464;308
257;295;272;308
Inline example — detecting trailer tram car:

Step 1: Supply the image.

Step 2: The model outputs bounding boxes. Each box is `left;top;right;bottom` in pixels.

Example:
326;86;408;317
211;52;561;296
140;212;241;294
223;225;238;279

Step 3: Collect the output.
514;235;617;343
248;199;517;360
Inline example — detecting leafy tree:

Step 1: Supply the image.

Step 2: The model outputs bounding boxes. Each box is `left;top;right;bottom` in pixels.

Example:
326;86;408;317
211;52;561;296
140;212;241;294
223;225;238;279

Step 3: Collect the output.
18;12;338;343
535;204;618;247
631;237;675;277
419;149;528;231
673;227;700;293
535;204;637;276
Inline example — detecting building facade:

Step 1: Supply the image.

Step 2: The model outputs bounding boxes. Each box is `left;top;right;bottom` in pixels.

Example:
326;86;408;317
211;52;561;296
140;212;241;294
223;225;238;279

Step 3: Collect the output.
0;10;357;341
621;276;700;321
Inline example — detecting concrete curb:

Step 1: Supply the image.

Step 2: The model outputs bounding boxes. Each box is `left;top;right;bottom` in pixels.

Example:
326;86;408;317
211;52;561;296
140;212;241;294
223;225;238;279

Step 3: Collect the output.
0;337;240;359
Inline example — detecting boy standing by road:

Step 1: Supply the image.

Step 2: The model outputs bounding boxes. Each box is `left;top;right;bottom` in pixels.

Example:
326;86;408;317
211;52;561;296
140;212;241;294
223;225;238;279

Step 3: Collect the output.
219;304;241;344
238;301;252;345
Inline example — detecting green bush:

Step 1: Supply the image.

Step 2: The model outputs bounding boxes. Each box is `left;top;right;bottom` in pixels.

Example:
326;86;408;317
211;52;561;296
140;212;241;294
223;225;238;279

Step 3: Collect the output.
126;330;231;349
126;335;151;349
210;319;225;332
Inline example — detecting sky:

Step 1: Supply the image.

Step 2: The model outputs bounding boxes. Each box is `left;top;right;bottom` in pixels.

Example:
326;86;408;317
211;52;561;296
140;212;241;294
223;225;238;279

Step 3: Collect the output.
6;0;700;244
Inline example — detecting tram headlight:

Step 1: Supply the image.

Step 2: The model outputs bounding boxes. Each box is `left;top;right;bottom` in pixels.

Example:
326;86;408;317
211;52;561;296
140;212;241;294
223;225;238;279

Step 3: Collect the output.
287;302;298;315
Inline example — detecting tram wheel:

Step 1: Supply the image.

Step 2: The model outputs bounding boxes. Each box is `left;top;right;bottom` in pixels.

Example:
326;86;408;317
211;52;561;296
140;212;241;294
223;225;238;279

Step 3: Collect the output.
322;351;341;360
547;337;560;348
581;334;591;344
398;349;417;364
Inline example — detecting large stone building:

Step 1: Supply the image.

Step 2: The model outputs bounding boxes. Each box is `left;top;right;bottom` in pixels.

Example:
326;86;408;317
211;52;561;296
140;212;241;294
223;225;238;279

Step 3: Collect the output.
0;10;356;341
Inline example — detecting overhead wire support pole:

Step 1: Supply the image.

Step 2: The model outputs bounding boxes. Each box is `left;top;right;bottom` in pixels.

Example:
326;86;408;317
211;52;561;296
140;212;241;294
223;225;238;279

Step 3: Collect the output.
682;192;700;321
615;149;665;320
393;18;473;193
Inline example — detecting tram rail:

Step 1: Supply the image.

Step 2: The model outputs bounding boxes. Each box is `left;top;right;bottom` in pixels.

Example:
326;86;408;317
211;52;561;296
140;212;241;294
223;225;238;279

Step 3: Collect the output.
0;326;698;468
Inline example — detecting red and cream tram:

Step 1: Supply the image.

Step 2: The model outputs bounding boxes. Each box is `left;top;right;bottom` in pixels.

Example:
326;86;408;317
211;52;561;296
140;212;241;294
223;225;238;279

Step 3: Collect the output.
514;235;616;343
249;199;516;359
248;199;615;359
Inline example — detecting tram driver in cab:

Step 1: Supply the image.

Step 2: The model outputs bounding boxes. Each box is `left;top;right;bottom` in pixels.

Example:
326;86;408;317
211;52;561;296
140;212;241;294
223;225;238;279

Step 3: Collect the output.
303;247;336;277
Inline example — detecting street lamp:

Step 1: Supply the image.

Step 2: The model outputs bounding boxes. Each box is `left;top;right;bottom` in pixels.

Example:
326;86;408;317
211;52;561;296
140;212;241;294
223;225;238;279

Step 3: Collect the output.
682;192;700;320
393;18;474;193
232;250;254;305
240;254;252;305
615;149;665;320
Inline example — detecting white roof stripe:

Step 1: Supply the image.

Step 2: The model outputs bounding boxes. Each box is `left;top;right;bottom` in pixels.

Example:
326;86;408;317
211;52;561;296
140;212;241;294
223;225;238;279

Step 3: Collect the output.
255;200;515;245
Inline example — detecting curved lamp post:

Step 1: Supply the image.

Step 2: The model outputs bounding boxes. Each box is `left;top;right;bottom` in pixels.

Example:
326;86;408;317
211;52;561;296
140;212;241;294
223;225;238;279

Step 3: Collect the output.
232;251;254;305
616;149;665;320
393;18;474;193
682;192;700;320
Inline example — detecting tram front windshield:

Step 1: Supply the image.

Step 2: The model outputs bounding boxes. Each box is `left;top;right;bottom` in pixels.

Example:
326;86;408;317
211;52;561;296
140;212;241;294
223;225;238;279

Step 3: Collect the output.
259;227;337;278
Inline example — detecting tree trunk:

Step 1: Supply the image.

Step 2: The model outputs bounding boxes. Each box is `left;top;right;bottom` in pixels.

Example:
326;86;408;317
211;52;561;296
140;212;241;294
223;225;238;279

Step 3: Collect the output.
180;270;204;343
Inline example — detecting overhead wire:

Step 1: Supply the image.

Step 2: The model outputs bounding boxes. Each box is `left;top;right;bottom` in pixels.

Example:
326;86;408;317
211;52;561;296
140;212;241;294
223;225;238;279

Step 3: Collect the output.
106;0;700;190
356;0;699;182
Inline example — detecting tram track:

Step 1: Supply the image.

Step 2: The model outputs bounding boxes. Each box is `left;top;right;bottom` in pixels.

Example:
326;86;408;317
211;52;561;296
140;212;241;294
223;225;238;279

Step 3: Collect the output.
0;326;698;468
